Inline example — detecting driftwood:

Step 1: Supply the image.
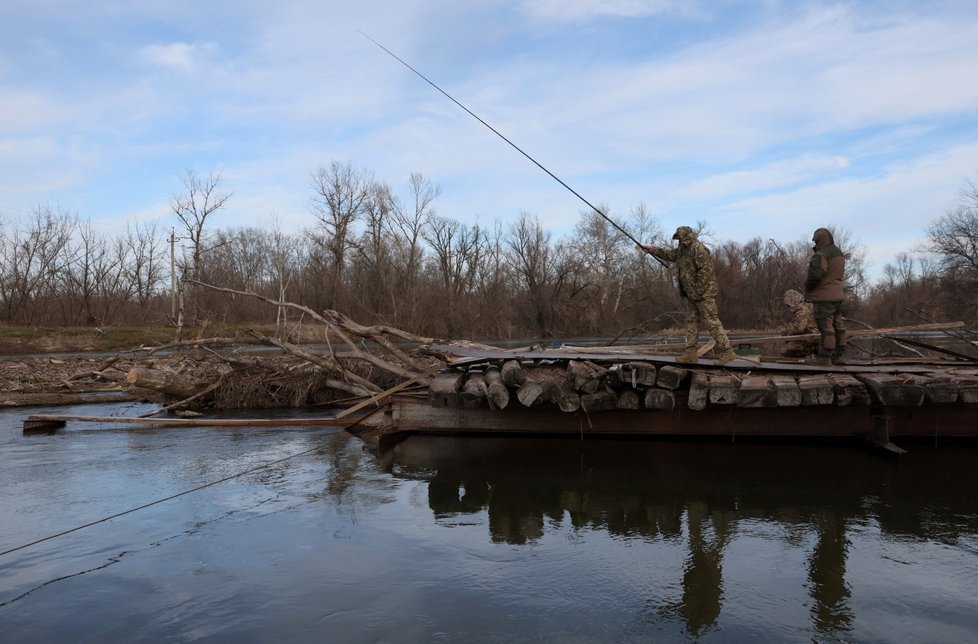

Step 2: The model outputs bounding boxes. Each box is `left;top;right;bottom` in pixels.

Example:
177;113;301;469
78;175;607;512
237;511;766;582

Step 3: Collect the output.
127;367;208;399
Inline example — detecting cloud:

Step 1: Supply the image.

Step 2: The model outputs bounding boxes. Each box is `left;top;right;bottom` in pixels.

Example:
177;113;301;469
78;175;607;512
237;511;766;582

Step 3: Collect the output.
518;0;700;20
139;42;216;72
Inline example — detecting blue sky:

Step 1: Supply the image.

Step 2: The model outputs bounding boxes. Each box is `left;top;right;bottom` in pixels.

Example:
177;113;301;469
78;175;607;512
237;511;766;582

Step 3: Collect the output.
3;0;978;275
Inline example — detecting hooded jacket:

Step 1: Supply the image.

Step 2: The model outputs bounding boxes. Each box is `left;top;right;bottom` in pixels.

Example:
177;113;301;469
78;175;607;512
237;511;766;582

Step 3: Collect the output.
805;228;845;302
646;226;718;301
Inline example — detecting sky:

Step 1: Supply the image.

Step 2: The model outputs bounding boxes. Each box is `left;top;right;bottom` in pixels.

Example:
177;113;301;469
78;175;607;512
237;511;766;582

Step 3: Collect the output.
2;0;978;277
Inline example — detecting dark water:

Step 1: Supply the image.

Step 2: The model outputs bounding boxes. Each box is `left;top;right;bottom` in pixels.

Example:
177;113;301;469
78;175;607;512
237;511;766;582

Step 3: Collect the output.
2;403;977;643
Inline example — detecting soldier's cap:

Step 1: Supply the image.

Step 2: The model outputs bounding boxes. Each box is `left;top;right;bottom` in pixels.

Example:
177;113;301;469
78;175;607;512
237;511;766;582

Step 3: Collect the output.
672;225;695;241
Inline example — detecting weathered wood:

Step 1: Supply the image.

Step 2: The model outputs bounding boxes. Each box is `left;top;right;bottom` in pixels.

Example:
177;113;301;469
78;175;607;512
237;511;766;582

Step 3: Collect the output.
643;388;676;410
127;367;207;399
771;376;802;407
501;360;526;388
566;360;603;393
826;374;870;407
459;371;488;409
621;362;657;388
581;389;618;412
737;375;776;408
24;414;358;435
517;379;546;407
688;372;709;411
909;375;959;404
429;372;463;408
798;375;835;406
655;365;688;390
947;371;978;403
856;374;925;407
483;366;511;410
617;389;641;410
707;374;738;405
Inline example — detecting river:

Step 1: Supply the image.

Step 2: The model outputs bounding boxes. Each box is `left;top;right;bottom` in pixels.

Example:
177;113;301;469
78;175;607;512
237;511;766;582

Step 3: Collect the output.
1;401;977;642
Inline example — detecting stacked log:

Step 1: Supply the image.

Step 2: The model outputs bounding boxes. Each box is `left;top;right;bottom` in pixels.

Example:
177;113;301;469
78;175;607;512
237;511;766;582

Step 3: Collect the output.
422;357;978;415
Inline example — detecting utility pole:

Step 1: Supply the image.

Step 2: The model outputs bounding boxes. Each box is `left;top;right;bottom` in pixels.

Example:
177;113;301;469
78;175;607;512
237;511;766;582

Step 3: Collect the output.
170;229;184;342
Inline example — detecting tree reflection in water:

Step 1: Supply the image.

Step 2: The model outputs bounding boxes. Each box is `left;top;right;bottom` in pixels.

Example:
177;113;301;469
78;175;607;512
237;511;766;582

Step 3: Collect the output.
388;436;978;639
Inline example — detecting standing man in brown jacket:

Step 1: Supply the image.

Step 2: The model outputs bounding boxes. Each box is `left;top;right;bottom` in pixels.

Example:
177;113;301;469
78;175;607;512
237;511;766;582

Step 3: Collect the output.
805;227;848;365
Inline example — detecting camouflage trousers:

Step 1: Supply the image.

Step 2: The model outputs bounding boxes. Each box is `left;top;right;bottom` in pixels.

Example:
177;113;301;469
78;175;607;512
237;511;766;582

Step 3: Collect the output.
684;297;732;353
813;301;847;352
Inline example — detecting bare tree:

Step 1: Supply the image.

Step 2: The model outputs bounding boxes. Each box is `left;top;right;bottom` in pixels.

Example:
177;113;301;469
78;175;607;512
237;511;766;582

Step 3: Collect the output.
924;178;978;278
308;161;374;310
0;205;76;324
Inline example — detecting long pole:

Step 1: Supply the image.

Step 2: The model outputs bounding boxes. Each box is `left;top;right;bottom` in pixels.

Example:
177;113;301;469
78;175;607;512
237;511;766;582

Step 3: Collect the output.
360;31;667;268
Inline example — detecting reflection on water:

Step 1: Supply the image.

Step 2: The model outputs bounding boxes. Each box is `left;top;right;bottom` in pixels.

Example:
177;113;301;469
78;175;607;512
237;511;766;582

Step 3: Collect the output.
2;403;977;642
389;436;978;640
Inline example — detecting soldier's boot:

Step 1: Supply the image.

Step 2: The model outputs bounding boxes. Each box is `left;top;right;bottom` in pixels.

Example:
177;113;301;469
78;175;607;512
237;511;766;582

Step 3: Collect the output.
809;349;833;366
715;349;738;366
677;349;699;364
831;347;847;365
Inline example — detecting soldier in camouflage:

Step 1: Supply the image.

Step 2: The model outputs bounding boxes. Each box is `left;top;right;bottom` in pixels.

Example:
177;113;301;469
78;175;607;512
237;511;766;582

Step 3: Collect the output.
780;289;818;358
640;226;738;365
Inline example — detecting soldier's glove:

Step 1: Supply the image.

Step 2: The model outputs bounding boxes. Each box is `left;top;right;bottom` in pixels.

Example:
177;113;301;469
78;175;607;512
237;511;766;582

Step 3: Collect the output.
635;244;646;253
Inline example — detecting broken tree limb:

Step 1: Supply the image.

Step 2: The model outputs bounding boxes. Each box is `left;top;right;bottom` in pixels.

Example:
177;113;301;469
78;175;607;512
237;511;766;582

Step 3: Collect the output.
126;367;208;399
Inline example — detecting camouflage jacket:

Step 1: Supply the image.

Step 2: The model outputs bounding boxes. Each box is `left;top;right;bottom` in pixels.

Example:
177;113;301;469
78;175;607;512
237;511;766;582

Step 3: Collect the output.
646;227;718;301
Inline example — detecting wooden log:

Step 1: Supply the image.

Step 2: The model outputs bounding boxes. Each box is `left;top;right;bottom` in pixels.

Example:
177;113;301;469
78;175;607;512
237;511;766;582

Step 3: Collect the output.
855;374;925;407
826;374;870;407
643;388;676;410
688;372;709;411
707;374;738;405
126;367;207;399
617;389;641;410
501;360;526;388
655;365;688;390
566;360;603;394
737;375;776;408
429;371;463;408
621;362;657;388
581;389;618;412
517;380;546;407
483;365;511;410
459;371;488;409
798;375;835;406
771;376;802;407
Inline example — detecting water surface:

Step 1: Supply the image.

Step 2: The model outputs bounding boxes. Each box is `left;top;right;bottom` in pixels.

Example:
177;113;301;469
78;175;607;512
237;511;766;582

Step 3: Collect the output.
1;403;977;642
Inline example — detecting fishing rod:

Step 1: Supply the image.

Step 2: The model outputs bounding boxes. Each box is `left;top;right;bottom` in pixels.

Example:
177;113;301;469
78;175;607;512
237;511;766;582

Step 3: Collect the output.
359;30;668;268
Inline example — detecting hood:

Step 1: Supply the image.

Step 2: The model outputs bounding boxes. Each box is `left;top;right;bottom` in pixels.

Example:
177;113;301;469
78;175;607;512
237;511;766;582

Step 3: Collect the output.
812;227;834;248
672;226;697;245
783;289;805;307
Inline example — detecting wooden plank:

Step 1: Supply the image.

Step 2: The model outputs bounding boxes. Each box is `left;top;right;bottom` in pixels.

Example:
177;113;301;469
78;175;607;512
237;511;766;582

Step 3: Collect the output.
708;374;738;405
428;371;463;408
798;375;835;406
621;362;657;388
855;374;925;407
737;375;776;408
827;374;870;407
655;365;688;390
24;414;358;434
771;376;802;407
687;372;709;411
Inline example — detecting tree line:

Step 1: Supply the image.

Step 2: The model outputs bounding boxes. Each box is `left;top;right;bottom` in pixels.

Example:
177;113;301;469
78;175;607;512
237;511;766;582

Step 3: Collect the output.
2;164;976;338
